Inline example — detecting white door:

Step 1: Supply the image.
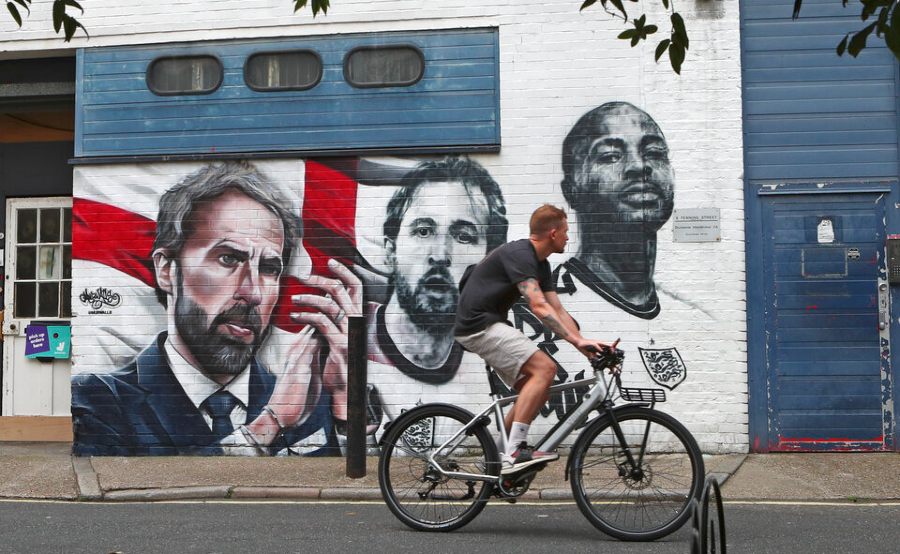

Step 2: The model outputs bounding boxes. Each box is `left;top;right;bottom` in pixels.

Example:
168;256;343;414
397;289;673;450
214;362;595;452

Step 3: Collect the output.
2;198;73;416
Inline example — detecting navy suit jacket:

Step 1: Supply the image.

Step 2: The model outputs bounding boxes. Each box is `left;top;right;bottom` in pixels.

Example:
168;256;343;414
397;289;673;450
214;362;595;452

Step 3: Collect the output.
72;332;335;456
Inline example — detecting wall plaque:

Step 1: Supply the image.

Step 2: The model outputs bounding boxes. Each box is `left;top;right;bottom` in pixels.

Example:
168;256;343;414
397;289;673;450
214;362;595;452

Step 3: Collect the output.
673;208;721;243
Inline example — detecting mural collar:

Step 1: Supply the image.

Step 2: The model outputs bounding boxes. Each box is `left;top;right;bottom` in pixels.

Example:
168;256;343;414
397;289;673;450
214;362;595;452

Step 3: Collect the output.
556;257;660;320
376;304;463;384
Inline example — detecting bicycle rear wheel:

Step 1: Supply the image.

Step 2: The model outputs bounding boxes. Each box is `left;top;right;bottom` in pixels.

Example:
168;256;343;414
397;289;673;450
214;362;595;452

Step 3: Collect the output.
378;403;499;532
569;406;704;541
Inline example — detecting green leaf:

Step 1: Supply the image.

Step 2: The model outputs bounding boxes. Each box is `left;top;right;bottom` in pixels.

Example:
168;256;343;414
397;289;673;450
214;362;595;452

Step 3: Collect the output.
52;0;63;32
61;16;87;41
876;5;890;35
836;33;849;55
63;16;75;40
580;0;598;11
292;0;328;16
609;0;627;18
885;27;900;61
848;22;876;56
644;24;658;36
662;0;669;9
890;2;900;48
792;0;803;19
618;29;636;40
655;38;670;61
668;41;685;74
311;0;329;16
671;12;688;49
63;0;83;13
7;3;22;27
12;0;30;11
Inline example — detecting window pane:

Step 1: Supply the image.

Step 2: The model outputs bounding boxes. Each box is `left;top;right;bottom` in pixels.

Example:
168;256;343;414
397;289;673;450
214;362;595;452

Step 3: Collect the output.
245;51;321;91
63;245;72;279
148;56;222;95
40;208;61;242
63;208;72;242
39;246;61;280
61;281;72;318
345;46;424;88
14;282;36;318
16;246;36;280
38;282;60;318
17;209;37;243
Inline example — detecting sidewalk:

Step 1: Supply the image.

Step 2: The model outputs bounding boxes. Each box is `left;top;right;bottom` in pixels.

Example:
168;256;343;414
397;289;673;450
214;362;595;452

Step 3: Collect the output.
2;442;899;502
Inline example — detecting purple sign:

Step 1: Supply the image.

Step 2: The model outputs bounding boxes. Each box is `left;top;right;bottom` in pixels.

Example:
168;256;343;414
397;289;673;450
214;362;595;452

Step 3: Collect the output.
25;325;50;357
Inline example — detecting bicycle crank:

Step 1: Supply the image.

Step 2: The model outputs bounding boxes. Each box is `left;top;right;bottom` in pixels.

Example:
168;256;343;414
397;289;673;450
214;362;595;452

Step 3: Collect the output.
496;463;549;499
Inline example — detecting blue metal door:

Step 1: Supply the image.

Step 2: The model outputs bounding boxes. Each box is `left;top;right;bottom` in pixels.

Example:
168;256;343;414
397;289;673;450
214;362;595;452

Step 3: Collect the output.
761;192;891;451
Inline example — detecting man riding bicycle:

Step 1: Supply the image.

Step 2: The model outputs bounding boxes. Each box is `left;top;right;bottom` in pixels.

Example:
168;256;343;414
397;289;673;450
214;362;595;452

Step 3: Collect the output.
454;204;611;474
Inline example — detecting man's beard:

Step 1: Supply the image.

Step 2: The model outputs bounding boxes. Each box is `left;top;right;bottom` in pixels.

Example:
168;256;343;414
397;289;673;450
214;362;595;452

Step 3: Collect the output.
174;293;268;378
394;266;458;338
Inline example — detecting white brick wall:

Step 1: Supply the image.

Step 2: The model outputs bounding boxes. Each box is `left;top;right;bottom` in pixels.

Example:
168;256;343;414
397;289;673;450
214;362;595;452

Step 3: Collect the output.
35;0;746;454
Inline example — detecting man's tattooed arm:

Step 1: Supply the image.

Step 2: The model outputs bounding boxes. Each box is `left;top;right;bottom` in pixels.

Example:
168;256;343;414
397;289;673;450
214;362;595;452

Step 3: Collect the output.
539;313;570;340
517;278;570;339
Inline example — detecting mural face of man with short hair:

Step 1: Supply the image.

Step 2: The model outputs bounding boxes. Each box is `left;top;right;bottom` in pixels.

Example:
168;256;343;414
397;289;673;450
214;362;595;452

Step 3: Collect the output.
388;180;489;335
377;157;507;379
559;102;674;319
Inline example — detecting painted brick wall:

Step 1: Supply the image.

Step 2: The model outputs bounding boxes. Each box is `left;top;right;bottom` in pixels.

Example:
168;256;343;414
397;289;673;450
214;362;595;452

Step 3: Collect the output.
13;0;746;454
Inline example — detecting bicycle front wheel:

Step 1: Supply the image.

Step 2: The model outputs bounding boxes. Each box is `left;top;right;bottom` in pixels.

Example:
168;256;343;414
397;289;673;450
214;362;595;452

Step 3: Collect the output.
569;406;704;541
378;403;499;532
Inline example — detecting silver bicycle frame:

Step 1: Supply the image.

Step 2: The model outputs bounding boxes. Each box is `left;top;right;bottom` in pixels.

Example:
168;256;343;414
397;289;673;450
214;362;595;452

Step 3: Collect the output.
423;369;613;482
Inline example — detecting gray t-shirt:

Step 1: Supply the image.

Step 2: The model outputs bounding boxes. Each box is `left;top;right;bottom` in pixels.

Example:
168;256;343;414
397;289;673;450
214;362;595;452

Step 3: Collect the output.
453;239;554;337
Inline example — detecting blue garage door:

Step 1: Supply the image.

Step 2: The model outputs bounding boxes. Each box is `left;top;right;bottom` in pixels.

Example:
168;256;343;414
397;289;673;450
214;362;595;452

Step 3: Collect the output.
761;191;890;451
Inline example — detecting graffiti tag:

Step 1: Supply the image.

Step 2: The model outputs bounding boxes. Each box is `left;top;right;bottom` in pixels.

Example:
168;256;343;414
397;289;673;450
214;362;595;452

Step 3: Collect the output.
79;287;122;311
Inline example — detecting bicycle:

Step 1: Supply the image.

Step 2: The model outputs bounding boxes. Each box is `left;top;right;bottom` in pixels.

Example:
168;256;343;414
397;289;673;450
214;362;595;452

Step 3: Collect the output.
377;346;705;541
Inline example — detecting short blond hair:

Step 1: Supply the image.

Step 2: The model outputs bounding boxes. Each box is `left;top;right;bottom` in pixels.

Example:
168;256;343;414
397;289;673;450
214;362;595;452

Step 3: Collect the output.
529;204;567;237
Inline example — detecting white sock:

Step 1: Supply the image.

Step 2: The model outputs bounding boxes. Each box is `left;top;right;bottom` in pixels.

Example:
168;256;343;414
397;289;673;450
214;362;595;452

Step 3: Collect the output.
506;422;530;456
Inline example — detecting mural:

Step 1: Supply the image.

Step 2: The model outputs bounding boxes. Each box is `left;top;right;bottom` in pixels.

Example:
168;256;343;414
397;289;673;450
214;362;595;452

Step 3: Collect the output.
556;101;674;319
72;161;358;455
71;102;713;456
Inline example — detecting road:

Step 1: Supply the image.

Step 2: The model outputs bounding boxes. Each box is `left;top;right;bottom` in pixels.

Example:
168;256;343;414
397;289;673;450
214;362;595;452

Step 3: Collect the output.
0;500;898;553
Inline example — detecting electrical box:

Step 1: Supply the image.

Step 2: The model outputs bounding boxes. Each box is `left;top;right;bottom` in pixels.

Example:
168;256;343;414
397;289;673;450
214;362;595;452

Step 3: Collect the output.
888;236;900;284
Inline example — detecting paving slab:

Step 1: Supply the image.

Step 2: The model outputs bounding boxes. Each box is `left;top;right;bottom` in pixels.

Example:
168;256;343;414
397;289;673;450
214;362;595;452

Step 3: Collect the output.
0;443;77;500
721;452;900;501
91;455;382;491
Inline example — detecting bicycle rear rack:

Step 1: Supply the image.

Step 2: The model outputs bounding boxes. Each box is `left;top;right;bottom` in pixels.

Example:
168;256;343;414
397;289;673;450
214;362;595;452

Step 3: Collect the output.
620;387;666;403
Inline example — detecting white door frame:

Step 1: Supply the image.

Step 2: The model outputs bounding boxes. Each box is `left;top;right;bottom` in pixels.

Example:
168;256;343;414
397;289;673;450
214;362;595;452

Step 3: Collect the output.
2;196;73;416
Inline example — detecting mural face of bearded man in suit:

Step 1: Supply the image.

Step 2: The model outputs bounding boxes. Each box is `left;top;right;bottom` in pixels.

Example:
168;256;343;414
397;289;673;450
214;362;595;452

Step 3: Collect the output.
72;161;359;455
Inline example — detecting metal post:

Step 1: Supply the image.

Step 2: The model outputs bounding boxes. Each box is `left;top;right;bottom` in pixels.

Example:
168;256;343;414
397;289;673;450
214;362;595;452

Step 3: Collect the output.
346;315;367;478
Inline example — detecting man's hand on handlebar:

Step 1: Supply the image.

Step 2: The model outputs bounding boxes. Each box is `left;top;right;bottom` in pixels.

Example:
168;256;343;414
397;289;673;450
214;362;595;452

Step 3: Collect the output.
577;338;615;358
581;339;622;375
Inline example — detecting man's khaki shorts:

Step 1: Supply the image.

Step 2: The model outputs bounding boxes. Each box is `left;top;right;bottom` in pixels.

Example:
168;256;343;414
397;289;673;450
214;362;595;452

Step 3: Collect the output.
455;322;539;387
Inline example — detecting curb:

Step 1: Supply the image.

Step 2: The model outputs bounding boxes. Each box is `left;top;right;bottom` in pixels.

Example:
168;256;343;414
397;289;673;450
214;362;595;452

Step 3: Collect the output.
104;486;231;501
71;456;102;500
231;487;321;500
4;453;747;503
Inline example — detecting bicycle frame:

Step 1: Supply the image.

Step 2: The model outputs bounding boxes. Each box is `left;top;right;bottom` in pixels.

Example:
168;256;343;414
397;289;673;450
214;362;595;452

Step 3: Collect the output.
421;368;615;483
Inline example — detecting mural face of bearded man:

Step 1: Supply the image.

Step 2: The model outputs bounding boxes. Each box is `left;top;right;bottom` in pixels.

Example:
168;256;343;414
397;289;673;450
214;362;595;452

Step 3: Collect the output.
375;156;507;382
165;189;284;381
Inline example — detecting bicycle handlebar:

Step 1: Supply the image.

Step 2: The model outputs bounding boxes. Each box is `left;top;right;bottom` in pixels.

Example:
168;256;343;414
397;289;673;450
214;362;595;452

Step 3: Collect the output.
589;346;625;374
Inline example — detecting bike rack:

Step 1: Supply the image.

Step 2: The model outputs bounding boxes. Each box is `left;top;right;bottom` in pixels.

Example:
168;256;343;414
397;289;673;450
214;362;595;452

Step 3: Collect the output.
690;476;726;553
